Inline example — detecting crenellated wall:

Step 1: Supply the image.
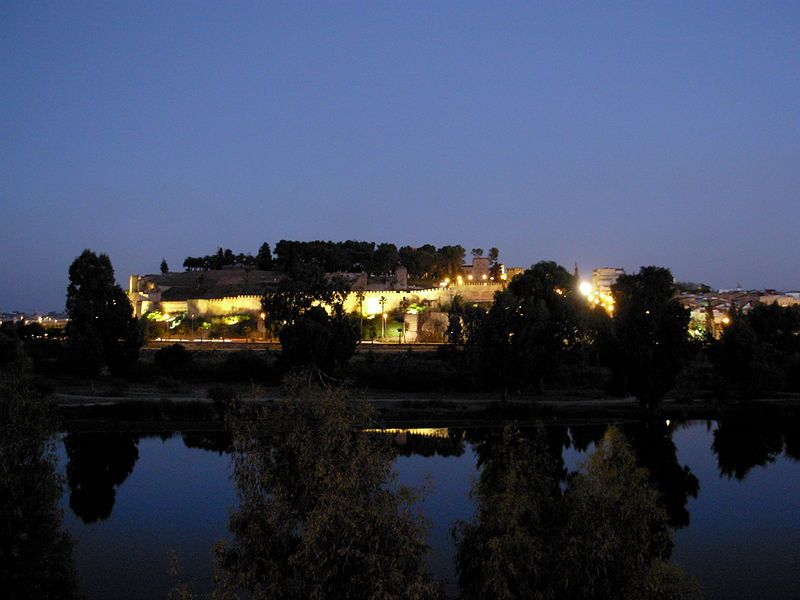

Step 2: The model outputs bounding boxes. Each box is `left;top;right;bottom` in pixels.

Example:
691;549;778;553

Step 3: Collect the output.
130;283;504;319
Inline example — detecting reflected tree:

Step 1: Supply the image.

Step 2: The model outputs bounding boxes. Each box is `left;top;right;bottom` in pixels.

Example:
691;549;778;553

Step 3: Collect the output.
182;431;232;455
622;421;700;529
568;424;607;453
454;427;562;599
393;430;466;458
64;432;140;523
213;379;440;599
712;415;784;480
784;414;800;461
559;428;697;599
454;426;700;600
0;361;78;598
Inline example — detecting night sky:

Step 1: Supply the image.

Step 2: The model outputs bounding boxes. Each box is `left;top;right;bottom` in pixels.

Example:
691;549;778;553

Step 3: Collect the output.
2;2;799;312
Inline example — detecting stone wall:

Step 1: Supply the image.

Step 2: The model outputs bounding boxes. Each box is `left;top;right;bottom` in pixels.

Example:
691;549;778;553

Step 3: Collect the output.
131;283;504;320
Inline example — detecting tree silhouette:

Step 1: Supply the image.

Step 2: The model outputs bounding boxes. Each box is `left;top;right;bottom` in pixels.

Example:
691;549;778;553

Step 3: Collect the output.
712;414;784;480
64;432;140;523
65;250;142;376
0;362;78;598
454;426;700;600
610;266;690;409
214;381;440;599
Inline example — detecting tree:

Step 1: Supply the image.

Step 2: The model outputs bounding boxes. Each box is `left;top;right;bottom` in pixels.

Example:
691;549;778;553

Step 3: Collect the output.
154;343;193;377
433;245;466;279
475;261;584;396
454;427;562;600
609;266;690;409
373;243;400;275
0;361;79;598
160;258;169;274
65;250;142;376
471;248;484;258
453;426;700;600
214;382;440;599
64;432;140;523
255;242;273;270
488;247;502;279
712;308;766;400
262;263;357;373
559;428;695;599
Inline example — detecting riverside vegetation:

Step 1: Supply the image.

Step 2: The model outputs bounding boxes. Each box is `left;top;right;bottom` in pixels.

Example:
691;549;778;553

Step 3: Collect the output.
4;249;799;413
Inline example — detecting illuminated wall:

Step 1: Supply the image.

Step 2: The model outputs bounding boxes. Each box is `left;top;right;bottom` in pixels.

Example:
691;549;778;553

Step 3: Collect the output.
131;283;504;320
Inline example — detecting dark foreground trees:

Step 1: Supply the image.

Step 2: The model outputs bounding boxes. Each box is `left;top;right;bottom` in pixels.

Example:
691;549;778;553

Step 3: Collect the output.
454;426;700;600
65;249;142;376
212;380;440;599
0;361;78;598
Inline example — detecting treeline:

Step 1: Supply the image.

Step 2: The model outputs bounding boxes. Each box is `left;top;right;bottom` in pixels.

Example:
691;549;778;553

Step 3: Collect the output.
181;240;501;280
9;248;800;411
182;243;273;271
444;261;800;407
711;302;800;399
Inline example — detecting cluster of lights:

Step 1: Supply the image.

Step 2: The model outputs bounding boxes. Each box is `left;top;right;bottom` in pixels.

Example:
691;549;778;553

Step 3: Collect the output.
579;281;615;315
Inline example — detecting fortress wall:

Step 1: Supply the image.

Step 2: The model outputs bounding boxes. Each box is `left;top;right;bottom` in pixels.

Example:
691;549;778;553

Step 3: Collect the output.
452;283;503;303
131;283;505;319
342;288;446;316
159;300;189;316
190;296;263;316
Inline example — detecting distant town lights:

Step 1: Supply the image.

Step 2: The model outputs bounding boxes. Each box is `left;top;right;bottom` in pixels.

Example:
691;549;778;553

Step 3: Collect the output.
577;281;615;315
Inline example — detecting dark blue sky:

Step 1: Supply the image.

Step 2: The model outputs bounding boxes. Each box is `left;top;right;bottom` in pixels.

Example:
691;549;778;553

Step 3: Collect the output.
2;2;799;311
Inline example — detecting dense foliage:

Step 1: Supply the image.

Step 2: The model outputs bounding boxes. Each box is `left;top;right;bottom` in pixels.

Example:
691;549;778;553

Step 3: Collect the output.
608;267;691;409
0;361;78;598
262;263;358;373
182;240;497;280
65;249;142;376
446;261;611;398
214;381;440;599
710;303;800;399
454;426;700;600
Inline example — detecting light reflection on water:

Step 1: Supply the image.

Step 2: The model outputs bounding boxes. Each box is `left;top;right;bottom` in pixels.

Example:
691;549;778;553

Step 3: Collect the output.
55;419;800;600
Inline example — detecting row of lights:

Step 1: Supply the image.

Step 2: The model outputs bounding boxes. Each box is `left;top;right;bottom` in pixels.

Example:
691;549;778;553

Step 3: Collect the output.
439;273;507;287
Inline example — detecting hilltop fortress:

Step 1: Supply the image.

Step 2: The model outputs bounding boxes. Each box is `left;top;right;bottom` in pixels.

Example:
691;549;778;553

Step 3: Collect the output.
127;257;514;341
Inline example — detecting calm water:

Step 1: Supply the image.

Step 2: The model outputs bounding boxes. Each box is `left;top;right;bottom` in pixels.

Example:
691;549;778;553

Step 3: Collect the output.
55;418;800;599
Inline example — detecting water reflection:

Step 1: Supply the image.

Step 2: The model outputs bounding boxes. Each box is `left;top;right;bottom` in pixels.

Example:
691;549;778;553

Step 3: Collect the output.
213;384;441;599
181;431;232;455
453;426;701;599
0;365;78;598
785;414;800;461
376;428;466;458
47;407;800;599
621;421;700;529
64;432;140;523
712;413;794;480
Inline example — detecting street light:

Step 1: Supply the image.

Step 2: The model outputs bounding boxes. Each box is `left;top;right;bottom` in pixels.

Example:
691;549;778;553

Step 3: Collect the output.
379;296;387;340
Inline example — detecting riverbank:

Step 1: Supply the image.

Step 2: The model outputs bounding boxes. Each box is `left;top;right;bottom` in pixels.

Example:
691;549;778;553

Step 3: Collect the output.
51;378;800;430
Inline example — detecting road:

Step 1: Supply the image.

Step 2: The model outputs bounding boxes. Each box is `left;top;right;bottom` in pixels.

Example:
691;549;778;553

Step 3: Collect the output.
145;338;445;353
